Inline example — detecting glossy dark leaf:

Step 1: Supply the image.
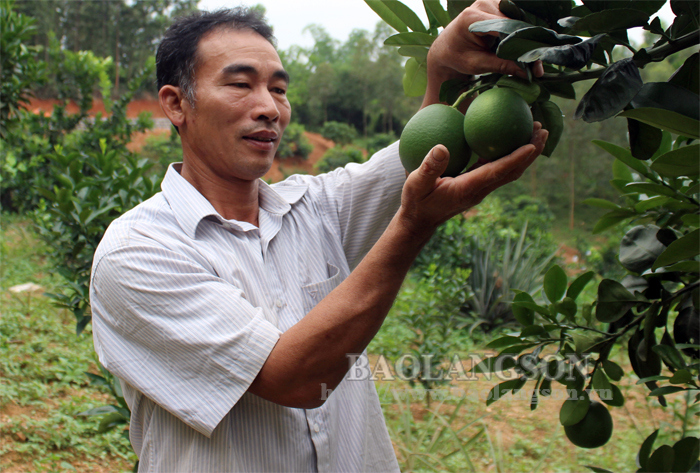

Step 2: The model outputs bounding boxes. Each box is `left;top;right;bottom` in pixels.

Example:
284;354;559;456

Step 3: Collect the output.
672;437;700;473
584;466;613;473
486;378;526;405
569;9;650;35
669;52;699;96
638;429;659;471
439;77;471;105
630;82;700;121
469;18;535;36
519;34;604;69
496;26;581;62
544;264;567;302
364;1;409;32
619;225;668;274
652;229;700;270
512;0;572;26
650;144;700;178
596;279;639;323
575;58;643;122
499;0;528;22
628;118;663;160
647;445;675;472
512;291;535;326
559;395;590;426
671;0;700;19
600;383;625;407
567;271;595;301
592;209;637;234
602;360;624;382
397;45;430;60
541;80;576;99
619;108;700;139
530;100;563;156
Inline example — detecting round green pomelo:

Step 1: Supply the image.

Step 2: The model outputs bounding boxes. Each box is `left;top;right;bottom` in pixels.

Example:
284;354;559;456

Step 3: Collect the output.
564;401;613;449
463;87;534;161
399;104;472;177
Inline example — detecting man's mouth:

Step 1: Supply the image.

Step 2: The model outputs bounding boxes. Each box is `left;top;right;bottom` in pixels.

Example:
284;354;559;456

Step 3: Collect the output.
243;131;278;150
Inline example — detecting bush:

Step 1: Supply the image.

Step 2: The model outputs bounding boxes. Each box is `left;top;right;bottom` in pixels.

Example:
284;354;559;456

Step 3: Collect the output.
314;145;365;173
319;120;358;145
355;132;398;157
276;122;313;159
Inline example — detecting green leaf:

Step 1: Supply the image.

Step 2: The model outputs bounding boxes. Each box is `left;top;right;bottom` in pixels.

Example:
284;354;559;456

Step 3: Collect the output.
447;0;473;19
618;108;700;140
654;336;687;372
672;437;700;473
556;297;577;320
669;52;699;96
496;76;541;104
519;34;604;70
512;291;535;326
648;386;686;396
486;378;526;406
570;9;650;35
635;196;670;213
571;329;604;355
402;57;428;97
647;445;676;473
559;395;590;426
512;0;571;25
496;27;581;62
669;369;693;384
542;80;576;100
582;198;623;210
625;182;678;198
486;335;525;350
575;58;643;123
531;100;563;156
383;0;428;33
665;261;700;273
600;383;625;407
566;271;595;302
584;467;613;473
653;229;700;270
423;0;452;28
638;429;659;470
628;118;663;160
592;209;637;234
364;1;409;32
650;144;700;177
592;140;650;176
630;82;700;122
385;31;436;46
593;369;612;391
602;360;624;382
544;265;567;302
596;279;640;323
397;45;430;60
468;18;533;36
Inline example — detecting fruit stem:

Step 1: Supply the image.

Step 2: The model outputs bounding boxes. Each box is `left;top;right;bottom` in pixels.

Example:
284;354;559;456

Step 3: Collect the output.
451;83;492;110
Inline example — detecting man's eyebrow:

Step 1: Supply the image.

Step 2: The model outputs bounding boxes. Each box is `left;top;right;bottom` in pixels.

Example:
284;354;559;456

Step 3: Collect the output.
221;64;290;84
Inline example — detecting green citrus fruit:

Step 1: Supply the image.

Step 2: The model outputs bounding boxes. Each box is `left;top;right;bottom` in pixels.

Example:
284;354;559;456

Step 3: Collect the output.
399;104;472;177
463;87;534;161
564;401;613;449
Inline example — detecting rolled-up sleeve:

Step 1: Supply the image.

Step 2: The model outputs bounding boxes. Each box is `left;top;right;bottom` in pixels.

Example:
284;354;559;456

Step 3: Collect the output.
90;243;282;437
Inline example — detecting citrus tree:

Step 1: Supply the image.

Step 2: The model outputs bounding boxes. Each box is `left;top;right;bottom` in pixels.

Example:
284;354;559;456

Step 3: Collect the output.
366;1;699;471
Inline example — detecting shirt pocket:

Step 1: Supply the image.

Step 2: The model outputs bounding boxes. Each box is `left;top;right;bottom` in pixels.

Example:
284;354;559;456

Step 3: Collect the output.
301;262;342;312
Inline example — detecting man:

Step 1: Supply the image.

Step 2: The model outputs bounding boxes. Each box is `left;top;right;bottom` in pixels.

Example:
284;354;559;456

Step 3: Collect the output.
90;2;547;472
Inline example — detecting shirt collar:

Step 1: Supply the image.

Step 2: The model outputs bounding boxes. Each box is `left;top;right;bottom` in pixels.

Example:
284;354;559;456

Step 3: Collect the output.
161;163;308;239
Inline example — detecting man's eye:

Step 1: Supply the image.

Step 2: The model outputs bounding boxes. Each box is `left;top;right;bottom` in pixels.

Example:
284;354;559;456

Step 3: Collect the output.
272;88;287;95
229;83;249;88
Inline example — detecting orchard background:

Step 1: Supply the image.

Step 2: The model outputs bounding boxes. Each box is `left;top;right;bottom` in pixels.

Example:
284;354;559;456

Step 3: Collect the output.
1;0;698;471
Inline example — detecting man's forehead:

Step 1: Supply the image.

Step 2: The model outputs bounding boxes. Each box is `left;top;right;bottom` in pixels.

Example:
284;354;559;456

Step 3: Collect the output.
196;27;281;70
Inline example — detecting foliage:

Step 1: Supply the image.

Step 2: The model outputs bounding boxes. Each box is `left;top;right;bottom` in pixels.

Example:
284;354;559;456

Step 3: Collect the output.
0;0;44;137
314;144;366;173
319;120;359;145
393;264;469;405
276;122;313;159
139;128;183;174
370;1;700;470
14;0;198;96
461;224;559;334
355;131;398;157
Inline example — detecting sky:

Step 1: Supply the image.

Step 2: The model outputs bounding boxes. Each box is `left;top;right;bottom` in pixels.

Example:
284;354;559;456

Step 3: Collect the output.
197;0;674;51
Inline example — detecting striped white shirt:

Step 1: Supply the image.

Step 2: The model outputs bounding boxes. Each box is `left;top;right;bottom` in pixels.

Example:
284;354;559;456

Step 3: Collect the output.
90;142;404;472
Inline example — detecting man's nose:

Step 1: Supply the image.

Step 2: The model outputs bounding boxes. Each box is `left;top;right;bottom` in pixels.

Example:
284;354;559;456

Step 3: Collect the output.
253;88;280;122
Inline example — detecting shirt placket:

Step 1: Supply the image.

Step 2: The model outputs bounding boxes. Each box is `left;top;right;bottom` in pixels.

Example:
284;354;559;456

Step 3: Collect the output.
306;408;331;472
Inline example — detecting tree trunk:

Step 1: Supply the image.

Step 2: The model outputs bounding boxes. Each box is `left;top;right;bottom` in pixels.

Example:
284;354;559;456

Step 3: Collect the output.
114;6;120;95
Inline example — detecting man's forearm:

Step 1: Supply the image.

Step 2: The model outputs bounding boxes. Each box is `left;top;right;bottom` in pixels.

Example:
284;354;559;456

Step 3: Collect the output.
248;207;435;408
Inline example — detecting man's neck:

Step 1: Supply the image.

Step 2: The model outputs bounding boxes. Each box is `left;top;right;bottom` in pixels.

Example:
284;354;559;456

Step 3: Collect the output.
178;160;260;227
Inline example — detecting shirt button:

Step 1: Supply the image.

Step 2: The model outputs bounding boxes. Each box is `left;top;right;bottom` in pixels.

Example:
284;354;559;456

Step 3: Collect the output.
275;299;283;308
314;424;320;433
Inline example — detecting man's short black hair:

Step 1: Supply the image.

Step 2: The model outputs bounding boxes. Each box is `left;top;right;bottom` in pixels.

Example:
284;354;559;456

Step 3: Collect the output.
156;7;275;106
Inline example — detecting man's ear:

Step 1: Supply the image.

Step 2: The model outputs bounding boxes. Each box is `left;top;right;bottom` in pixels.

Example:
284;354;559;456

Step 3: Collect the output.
159;85;188;129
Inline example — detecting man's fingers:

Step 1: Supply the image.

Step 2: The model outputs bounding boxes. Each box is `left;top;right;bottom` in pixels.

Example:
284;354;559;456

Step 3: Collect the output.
410;145;450;188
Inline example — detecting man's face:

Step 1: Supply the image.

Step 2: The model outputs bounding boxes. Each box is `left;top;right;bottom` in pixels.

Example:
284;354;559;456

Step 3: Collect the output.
180;28;291;182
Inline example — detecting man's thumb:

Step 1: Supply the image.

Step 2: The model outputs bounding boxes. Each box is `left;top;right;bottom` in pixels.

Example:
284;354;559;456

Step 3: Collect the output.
420;144;449;178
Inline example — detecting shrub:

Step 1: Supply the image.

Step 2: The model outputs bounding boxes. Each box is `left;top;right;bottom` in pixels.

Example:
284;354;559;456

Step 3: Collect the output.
314;145;365;173
276;122;313;159
319;120;358;145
